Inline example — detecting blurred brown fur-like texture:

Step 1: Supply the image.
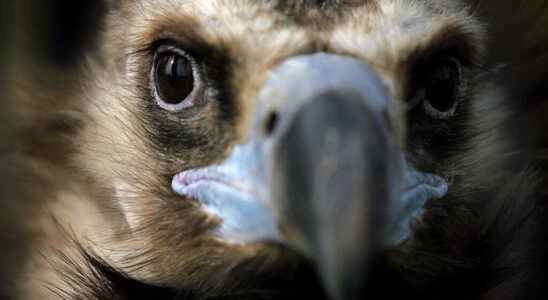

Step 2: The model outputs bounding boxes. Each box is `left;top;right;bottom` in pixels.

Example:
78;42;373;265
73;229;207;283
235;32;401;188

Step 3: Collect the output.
1;3;21;295
1;1;104;296
0;1;20;294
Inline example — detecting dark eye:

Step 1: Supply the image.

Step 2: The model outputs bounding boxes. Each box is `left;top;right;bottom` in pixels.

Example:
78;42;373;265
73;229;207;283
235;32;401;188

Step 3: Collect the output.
411;57;463;119
152;47;202;111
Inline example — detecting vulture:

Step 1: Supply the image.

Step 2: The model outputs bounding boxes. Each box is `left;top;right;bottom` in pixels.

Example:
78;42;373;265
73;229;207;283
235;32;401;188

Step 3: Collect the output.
2;1;547;299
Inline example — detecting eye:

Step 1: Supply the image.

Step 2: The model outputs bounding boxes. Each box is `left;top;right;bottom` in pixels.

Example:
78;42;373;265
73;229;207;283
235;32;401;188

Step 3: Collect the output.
152;46;203;111
411;57;463;119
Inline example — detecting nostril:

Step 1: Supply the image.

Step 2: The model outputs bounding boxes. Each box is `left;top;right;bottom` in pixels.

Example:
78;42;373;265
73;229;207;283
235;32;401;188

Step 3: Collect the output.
264;111;279;136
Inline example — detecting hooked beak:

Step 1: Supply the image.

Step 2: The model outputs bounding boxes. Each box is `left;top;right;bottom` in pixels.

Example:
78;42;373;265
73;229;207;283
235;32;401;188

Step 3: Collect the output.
270;89;397;299
172;53;448;300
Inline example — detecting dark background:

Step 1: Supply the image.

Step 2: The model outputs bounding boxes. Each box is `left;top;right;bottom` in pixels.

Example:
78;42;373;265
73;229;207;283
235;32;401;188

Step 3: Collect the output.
0;1;106;294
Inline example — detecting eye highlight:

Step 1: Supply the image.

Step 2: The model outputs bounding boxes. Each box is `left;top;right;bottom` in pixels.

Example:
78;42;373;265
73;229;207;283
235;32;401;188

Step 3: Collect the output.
152;46;203;111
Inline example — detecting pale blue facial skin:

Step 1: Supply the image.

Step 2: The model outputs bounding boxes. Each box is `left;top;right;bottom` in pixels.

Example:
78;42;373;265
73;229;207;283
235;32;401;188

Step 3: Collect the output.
172;143;280;244
386;159;448;246
172;54;448;247
171;148;448;246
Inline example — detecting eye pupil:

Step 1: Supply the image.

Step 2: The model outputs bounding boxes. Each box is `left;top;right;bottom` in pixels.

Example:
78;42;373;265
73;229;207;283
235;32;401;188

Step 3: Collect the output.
425;59;461;113
155;53;195;105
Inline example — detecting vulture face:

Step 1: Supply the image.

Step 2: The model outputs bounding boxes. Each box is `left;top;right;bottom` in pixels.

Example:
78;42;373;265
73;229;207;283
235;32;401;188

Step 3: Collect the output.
72;1;484;297
19;1;528;299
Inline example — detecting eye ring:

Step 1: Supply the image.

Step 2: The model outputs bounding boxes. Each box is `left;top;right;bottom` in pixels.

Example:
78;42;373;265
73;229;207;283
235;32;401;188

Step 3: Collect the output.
151;45;204;112
422;92;459;119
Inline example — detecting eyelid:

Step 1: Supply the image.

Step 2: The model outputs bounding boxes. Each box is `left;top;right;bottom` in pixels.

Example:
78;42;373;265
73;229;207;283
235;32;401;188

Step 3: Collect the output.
155;45;195;62
149;38;206;63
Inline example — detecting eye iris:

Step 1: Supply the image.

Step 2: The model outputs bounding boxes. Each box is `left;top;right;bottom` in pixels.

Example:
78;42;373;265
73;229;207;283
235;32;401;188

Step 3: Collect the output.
155;53;195;105
425;59;460;112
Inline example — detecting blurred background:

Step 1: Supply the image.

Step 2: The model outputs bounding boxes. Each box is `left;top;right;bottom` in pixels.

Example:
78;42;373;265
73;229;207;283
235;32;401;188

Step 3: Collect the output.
0;0;104;293
0;1;18;290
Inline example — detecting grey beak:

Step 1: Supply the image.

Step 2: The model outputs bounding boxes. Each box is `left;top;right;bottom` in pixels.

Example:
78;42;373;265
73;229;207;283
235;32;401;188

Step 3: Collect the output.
259;54;401;300
270;89;400;299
